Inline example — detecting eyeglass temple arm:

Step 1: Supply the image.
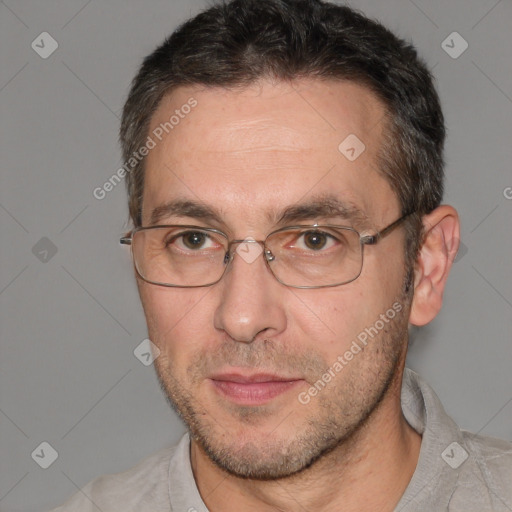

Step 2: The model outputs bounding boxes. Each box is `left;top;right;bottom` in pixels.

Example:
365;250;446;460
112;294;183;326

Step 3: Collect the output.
120;236;132;245
360;211;415;246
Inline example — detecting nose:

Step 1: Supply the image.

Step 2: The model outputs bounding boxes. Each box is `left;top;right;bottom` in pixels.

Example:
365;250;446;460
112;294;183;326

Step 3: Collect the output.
213;240;287;343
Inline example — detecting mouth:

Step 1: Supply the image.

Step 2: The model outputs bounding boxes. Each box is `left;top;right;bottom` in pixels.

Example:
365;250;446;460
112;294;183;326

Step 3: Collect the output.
208;371;304;406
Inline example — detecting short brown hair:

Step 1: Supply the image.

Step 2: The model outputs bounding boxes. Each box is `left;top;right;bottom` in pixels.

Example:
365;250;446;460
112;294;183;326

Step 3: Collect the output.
120;0;445;268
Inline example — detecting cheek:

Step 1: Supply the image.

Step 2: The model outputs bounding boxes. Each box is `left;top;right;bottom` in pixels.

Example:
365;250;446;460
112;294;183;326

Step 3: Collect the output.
285;291;363;362
291;283;395;357
139;284;212;357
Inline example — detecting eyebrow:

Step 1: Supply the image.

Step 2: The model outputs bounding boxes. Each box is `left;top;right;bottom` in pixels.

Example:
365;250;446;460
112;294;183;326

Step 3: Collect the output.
148;195;370;230
149;200;224;226
275;195;370;229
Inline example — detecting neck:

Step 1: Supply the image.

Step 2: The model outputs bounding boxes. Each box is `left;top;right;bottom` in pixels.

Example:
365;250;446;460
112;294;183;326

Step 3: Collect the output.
191;370;421;512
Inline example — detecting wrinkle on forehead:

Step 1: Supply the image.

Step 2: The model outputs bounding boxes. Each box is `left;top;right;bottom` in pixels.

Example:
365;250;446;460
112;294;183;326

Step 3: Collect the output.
143;78;397;229
149;78;385;155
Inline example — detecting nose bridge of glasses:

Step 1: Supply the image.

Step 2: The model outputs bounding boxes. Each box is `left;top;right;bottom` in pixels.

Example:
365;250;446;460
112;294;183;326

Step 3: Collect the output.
226;238;274;263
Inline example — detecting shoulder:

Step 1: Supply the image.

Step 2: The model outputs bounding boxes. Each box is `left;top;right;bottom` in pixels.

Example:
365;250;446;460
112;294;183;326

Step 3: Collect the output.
460;430;512;490
49;445;176;512
400;369;512;511
439;429;512;511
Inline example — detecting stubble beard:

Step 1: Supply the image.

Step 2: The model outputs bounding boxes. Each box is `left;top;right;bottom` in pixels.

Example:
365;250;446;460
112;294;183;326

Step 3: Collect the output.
151;289;410;481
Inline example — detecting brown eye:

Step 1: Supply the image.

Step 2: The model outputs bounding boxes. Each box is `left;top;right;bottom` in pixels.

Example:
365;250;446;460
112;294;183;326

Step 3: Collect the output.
164;230;217;252
182;232;207;249
303;231;328;250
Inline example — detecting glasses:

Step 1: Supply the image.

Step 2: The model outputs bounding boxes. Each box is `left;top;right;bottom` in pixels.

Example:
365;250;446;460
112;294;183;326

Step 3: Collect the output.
120;212;413;289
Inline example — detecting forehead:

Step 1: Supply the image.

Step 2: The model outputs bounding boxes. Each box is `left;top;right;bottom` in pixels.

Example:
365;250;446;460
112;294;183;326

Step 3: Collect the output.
143;78;397;230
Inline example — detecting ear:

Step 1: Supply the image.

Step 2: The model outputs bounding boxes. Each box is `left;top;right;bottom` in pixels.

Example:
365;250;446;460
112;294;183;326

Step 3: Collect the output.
409;205;460;326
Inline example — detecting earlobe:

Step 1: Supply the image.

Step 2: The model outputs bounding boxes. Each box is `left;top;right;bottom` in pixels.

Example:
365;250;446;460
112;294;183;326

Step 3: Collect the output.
409;205;460;326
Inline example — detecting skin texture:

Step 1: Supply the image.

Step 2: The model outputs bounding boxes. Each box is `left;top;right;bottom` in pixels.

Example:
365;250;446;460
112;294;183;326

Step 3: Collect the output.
136;78;460;512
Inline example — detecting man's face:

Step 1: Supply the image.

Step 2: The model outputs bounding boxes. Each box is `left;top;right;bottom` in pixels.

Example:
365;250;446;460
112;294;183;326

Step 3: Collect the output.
138;79;411;478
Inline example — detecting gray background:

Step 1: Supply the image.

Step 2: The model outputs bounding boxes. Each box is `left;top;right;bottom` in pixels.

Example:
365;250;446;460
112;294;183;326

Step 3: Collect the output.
1;0;511;510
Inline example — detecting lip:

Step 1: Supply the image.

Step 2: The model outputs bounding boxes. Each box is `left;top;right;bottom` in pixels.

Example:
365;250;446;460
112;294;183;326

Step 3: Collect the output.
209;372;303;405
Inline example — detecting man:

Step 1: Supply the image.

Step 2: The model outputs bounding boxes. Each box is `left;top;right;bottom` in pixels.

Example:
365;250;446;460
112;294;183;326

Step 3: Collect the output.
52;0;512;510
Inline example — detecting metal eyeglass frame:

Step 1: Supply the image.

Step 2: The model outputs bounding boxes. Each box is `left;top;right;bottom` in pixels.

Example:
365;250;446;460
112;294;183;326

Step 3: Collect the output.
120;211;415;289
